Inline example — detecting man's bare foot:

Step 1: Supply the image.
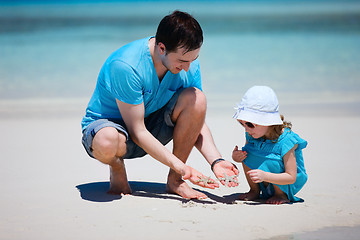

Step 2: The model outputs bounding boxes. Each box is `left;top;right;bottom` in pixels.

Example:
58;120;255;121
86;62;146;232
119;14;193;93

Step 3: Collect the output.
166;177;207;200
239;190;260;201
266;194;290;204
107;164;132;195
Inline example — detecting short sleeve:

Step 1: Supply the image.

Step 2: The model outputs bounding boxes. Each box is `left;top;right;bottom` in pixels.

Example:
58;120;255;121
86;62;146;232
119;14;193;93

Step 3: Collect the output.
280;131;308;157
108;60;143;105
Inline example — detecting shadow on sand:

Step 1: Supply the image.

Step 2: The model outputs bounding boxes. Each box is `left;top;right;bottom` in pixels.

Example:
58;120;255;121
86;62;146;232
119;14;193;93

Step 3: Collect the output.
76;181;240;204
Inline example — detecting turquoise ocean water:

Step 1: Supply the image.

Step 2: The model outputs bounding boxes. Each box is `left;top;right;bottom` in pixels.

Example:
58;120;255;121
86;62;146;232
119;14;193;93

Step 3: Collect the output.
1;0;360;113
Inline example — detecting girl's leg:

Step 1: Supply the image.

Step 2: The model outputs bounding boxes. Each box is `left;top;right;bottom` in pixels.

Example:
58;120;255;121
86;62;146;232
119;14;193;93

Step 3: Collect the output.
266;184;290;204
239;164;260;201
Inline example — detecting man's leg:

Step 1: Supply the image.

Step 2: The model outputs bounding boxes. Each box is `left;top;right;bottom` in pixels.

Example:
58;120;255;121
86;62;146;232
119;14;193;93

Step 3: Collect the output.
91;126;131;194
166;87;208;199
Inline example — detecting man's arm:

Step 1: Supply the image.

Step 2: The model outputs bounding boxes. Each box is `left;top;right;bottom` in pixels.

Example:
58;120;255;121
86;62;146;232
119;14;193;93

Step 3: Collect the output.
195;123;239;186
194;123;221;163
116;99;218;189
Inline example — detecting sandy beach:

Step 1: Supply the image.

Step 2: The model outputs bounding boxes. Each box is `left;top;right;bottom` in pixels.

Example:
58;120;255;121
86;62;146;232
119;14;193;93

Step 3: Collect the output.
1;98;359;240
1;0;360;239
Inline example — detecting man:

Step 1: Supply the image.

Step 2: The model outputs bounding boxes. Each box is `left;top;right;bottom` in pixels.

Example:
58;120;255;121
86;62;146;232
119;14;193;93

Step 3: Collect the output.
81;10;238;200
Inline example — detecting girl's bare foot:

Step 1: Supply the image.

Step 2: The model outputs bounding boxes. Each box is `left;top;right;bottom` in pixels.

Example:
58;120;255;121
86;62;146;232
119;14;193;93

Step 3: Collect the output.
239;190;260;201
266;194;290;204
107;163;132;195
166;175;207;200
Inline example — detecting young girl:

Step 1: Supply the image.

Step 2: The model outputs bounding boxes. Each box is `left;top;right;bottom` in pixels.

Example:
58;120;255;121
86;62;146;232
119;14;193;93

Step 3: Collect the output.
232;86;307;204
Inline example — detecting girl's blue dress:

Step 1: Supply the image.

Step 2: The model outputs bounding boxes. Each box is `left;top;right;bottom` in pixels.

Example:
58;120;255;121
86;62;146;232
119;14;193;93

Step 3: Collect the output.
242;128;308;202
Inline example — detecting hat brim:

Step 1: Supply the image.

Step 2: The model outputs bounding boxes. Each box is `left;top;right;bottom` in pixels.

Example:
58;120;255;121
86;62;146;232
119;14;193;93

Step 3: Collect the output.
234;109;283;126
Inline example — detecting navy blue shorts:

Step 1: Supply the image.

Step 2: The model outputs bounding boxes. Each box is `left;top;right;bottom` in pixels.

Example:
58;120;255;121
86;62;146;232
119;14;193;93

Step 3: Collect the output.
82;90;181;159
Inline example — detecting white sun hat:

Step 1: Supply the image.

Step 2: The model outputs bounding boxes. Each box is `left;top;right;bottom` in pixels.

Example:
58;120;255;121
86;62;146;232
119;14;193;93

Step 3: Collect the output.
233;86;283;126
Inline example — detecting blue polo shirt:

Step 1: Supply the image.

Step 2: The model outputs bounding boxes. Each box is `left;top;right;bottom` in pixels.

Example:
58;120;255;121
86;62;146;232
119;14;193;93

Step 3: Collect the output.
81;37;202;131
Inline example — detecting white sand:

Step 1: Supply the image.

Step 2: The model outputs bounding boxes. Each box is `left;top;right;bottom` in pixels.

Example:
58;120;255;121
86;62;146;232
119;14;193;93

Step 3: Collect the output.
1;99;360;240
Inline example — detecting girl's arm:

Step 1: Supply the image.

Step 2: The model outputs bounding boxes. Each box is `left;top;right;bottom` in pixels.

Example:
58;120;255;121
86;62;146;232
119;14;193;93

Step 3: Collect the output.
232;139;248;163
247;144;298;185
232;145;247;163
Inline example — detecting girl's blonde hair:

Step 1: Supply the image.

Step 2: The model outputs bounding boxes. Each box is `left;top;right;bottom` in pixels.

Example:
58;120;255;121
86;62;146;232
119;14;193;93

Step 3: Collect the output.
265;115;292;142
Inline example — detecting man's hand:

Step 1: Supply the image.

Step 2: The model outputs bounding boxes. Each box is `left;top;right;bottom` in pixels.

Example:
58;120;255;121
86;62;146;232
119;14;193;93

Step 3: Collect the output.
213;160;239;187
182;166;219;189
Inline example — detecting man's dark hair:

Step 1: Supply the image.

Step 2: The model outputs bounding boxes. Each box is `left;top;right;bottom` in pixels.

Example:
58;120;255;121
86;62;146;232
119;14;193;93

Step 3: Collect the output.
155;10;203;54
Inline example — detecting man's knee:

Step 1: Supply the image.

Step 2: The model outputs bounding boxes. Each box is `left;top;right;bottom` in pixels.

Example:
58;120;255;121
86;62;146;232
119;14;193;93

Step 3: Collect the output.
92;127;126;163
178;87;207;112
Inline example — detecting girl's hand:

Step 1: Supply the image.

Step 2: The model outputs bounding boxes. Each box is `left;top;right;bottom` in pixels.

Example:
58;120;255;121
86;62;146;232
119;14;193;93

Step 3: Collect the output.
232;145;247;162
247;169;266;183
182;165;219;189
